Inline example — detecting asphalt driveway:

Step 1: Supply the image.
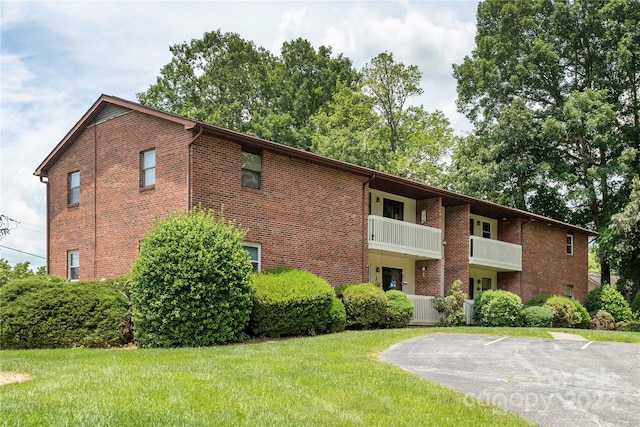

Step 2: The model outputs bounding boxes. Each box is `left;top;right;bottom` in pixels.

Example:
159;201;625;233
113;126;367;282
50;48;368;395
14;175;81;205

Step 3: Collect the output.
381;333;640;427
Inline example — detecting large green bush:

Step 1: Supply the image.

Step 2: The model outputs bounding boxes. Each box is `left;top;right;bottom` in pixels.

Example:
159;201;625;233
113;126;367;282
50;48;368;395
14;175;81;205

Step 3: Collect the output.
522;305;554;327
0;276;130;349
324;297;347;334
585;285;633;322
249;268;334;337
526;294;553;306
434;280;467;326
473;290;523;327
382;290;414;328
339;283;387;329
130;208;253;347
543;296;589;328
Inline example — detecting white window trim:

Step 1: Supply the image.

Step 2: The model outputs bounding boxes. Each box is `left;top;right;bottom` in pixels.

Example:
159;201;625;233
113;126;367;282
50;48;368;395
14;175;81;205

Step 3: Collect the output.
141;149;156;187
244;243;261;272
68;250;79;281
567;234;574;256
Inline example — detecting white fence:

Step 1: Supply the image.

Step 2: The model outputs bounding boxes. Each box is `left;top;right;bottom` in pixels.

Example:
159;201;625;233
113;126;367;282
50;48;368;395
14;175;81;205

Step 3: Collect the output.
407;295;475;326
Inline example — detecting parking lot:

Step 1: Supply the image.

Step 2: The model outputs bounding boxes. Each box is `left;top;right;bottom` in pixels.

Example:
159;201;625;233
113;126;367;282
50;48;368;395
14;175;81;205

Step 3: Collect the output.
382;333;640;426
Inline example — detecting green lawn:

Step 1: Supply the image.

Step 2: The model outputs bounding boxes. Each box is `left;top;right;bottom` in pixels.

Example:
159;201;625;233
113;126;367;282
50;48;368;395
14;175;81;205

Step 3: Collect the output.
1;327;638;426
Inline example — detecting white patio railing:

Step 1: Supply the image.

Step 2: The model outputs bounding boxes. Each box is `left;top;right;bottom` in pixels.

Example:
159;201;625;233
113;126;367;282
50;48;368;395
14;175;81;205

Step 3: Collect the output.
368;215;441;259
469;236;522;271
407;295;475;326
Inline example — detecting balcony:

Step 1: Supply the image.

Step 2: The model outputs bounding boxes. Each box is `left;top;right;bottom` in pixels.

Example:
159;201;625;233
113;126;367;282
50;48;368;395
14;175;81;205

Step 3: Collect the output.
469;236;522;271
368;215;442;259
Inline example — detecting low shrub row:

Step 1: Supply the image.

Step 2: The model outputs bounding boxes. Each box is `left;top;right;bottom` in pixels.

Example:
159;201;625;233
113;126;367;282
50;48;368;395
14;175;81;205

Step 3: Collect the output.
335;283;414;329
0;276;131;349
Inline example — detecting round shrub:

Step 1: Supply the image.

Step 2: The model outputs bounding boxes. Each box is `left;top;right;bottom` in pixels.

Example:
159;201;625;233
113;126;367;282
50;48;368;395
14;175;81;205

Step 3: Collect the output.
473;290;523;327
618;320;640;332
130;208;253;347
339;283;387;329
526;294;553;306
522;305;554;327
249;268;334;337
586;285;633;322
382;290;414;329
324;297;347;334
589;310;615;330
0;276;130;349
543;296;588;328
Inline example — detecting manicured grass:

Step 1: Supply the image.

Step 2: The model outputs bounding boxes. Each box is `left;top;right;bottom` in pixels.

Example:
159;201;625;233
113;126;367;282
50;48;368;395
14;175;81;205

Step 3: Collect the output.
2;327;637;426
0;328;534;427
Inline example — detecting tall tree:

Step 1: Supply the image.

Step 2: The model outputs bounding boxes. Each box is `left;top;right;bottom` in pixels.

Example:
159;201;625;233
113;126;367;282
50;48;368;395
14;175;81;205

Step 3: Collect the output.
362;52;424;153
138;31;359;149
451;0;640;282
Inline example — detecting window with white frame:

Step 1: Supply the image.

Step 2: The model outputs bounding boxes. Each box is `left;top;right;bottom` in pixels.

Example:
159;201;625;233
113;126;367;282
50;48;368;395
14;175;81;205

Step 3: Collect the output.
241;148;262;189
141;149;156;187
244;243;261;272
68;250;79;280
68;171;80;205
566;234;574;255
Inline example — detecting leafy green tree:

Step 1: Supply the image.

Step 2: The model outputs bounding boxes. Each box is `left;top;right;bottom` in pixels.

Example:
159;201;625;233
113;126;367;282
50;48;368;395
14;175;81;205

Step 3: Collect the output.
130;208;253;347
452;0;640;282
138;31;358;150
600;176;640;301
362;52;423;153
0;258;46;287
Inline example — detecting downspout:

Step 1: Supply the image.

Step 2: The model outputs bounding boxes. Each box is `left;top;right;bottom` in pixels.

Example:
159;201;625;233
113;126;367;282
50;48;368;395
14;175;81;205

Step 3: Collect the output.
363;174;375;282
39;175;50;274
187;126;204;209
93;122;98;278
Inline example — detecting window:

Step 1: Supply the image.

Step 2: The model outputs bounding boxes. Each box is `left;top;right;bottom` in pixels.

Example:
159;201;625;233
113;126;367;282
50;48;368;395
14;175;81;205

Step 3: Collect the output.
383;198;404;221
68;171;80;205
482;222;491;239
566;285;573;298
68;250;79;280
244;243;261;272
242;148;262;189
141;149;155;187
566;234;574;255
481;277;492;291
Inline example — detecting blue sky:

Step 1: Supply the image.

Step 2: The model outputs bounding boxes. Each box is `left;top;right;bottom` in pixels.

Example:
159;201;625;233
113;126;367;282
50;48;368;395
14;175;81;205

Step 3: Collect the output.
0;0;479;270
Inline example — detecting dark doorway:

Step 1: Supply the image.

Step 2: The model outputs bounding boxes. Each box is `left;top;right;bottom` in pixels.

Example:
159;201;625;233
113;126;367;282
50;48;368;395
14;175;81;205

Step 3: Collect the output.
382;267;403;291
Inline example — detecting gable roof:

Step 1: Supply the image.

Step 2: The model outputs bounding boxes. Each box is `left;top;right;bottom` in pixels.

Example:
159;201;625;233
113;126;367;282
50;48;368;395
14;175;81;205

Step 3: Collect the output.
35;94;597;236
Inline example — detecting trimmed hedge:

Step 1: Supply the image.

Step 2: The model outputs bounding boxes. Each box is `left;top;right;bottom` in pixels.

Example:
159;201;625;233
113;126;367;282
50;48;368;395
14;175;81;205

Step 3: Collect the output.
526;294;553;306
339;283;387;329
543;296;590;328
249;269;334;337
324;297;347;334
522;305;554;327
585;285;633;322
473;290;523;327
0;276;131;349
619;321;640;332
130;208;253;347
382;290;414;328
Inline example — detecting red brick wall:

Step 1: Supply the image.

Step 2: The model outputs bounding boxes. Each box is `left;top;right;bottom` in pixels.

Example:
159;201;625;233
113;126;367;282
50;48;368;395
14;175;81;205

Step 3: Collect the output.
190;134;367;286
47;111;190;279
415;198;442;295
520;222;589;303
496;218;522;292
444;204;470;293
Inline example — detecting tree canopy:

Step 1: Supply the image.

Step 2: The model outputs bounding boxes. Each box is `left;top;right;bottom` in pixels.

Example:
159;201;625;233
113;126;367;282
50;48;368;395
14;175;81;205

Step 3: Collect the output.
451;0;640;281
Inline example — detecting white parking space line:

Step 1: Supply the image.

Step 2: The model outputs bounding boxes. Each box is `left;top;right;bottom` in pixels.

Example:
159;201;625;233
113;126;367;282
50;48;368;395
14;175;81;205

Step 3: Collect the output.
580;341;594;350
485;336;508;346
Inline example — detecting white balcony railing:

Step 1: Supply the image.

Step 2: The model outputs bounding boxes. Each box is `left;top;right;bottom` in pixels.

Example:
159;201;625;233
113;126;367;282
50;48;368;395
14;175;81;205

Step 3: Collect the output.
368;215;442;259
469;236;522;271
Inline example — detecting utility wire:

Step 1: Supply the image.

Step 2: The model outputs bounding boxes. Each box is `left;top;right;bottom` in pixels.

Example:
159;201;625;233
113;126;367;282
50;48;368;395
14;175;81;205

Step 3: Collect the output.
0;244;46;259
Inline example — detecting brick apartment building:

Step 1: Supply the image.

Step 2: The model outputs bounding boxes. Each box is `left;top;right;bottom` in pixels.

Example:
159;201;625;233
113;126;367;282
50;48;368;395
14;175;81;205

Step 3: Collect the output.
35;95;595;307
